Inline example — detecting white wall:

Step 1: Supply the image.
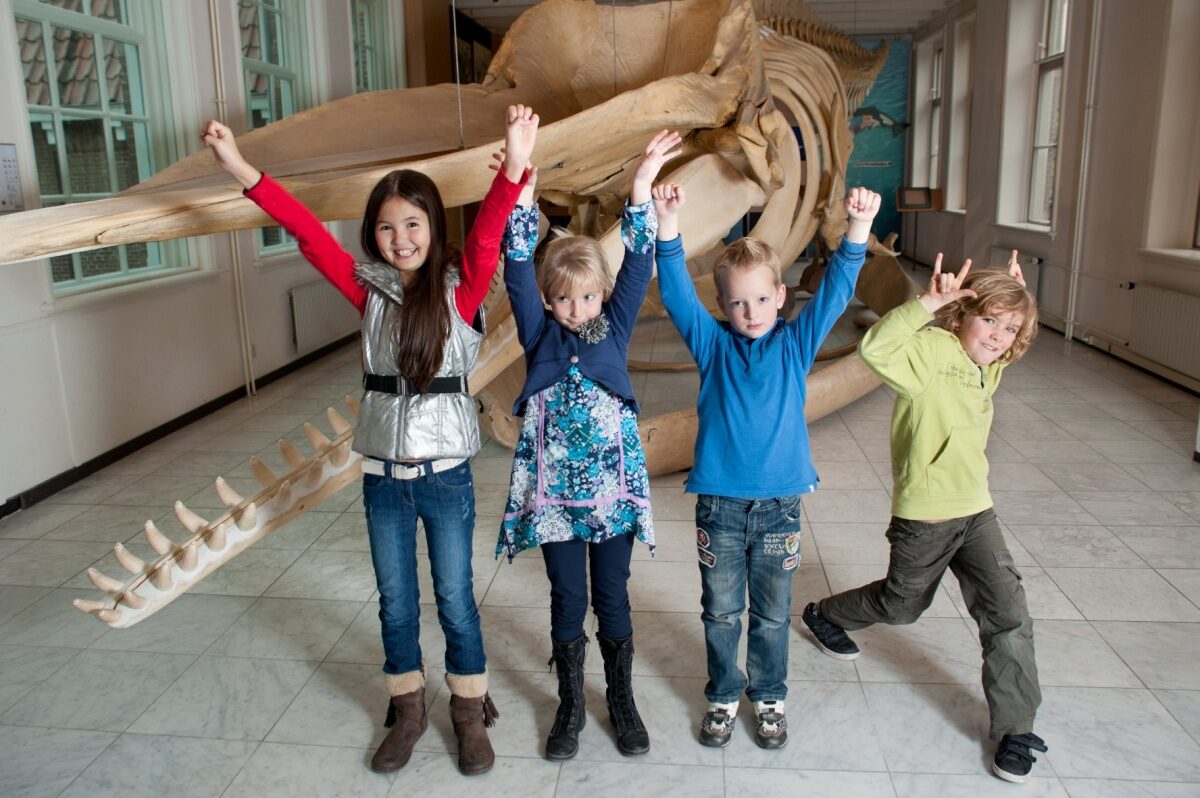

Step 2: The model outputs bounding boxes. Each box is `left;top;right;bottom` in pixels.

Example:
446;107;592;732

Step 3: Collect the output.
906;0;1200;381
0;0;400;500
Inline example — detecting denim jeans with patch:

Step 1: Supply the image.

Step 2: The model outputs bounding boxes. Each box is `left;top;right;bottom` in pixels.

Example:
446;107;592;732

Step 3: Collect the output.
696;493;804;704
362;460;486;676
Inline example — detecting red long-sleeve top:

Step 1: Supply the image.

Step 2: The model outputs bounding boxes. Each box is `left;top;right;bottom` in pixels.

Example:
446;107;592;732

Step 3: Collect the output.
244;169;525;322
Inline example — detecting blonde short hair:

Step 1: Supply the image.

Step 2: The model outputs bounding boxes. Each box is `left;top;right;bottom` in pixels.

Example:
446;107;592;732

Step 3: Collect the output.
712;237;782;294
933;269;1039;364
536;232;614;299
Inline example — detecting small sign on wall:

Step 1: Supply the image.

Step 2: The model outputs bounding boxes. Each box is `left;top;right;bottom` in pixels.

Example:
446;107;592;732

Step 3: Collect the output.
0;144;24;212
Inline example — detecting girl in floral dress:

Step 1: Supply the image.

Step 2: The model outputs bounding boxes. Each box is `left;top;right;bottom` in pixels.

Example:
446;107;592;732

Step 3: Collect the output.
495;131;681;761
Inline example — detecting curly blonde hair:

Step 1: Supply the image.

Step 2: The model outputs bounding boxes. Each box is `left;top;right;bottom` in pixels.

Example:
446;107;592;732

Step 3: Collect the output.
536;232;614;300
933;269;1039;364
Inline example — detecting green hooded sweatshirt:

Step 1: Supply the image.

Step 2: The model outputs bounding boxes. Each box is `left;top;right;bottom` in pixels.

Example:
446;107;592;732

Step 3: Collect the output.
859;297;1005;520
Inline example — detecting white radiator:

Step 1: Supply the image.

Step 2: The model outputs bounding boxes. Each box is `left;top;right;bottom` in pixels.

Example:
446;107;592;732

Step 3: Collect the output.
987;247;1042;300
1129;284;1200;380
289;280;359;354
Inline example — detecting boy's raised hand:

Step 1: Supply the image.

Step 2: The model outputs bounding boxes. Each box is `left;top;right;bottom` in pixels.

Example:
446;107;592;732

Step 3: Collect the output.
631;130;683;205
1006;248;1027;287
652;183;685;241
919;252;977;313
201;120;261;189
844;186;881;244
502;104;538;182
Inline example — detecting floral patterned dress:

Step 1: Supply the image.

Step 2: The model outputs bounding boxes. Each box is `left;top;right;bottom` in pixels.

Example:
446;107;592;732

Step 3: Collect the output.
496;202;656;560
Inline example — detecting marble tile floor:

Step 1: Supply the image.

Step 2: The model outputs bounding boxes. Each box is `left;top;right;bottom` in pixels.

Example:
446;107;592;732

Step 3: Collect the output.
2;306;1200;797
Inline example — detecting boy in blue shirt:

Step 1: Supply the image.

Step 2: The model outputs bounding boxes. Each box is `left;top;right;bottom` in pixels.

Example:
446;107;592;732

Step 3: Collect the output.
653;181;879;748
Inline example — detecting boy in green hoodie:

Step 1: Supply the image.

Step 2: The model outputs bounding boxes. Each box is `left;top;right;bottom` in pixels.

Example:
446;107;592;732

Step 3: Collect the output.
801;252;1048;784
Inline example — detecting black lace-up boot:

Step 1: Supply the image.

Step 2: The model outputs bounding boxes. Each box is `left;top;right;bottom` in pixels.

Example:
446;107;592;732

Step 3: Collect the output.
546;635;588;760
597;634;649;755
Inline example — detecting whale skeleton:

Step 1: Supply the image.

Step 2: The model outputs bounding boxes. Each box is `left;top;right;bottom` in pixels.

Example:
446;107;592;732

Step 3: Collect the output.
0;0;915;627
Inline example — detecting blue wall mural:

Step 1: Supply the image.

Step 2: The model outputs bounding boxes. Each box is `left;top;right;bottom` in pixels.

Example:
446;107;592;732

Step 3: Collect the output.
846;39;910;241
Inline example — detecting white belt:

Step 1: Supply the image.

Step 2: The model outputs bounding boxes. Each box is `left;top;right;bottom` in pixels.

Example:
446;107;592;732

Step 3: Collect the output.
361;457;467;480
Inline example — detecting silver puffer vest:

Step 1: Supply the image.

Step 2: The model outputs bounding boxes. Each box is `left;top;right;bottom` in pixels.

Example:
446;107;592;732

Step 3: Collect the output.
351;262;483;461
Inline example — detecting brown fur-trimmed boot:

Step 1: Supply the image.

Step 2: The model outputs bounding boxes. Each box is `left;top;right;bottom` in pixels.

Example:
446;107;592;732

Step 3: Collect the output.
370;670;427;773
445;672;499;776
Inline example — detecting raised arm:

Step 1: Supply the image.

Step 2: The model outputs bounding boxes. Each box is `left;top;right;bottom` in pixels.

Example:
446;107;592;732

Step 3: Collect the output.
860;252;975;396
501;166;547;349
788;187;877;368
605;131;682;339
652;183;718;363
202;120;365;312
458;105;537;323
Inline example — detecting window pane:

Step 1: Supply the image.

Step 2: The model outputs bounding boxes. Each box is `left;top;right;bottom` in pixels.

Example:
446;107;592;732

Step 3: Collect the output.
111;119;148;189
261;8;282;65
50;254;76;282
1046;0;1068;58
1028;146;1056;224
40;0;84;13
53;26;101;108
28;114;63;194
79;245;121;278
62;116;110;193
90;0;124;23
353;0;375;92
239;1;282;64
16;18;52;106
102;38;142;115
126;241;153;269
273;76;294;119
245;68;272;128
929;103;941;188
1033;66;1062;147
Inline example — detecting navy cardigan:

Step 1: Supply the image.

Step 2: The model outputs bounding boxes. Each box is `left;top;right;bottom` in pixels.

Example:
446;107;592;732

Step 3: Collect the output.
506;239;652;416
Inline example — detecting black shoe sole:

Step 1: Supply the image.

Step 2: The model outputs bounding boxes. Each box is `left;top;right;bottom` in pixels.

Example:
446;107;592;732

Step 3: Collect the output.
992;761;1030;783
754;735;789;750
802;624;861;661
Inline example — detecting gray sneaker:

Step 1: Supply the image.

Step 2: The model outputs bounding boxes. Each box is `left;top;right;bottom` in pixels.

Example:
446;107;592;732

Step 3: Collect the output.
698;708;735;748
802;602;861;660
753;702;788;749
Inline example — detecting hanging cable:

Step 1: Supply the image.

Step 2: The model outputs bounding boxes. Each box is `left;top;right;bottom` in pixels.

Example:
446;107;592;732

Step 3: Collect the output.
611;0;618;97
450;0;465;150
660;0;674;79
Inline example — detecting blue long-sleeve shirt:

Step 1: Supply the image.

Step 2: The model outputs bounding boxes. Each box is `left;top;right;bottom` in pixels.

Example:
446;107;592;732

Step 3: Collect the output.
655;236;867;498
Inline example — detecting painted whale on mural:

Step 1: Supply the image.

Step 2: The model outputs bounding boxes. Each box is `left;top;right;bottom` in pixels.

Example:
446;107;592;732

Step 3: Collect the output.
851;105;910;136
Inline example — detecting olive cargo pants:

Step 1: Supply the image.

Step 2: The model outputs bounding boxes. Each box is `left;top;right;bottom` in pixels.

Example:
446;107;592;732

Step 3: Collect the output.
818;508;1041;740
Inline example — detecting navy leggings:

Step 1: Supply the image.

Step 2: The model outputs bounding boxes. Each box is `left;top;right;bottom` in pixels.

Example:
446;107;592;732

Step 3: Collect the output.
541;533;635;643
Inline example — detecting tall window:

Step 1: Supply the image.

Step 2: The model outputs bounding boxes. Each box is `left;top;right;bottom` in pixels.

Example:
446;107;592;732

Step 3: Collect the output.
945;15;974;212
15;0;178;291
927;45;943;189
352;0;385;93
239;0;302;251
1028;0;1068;225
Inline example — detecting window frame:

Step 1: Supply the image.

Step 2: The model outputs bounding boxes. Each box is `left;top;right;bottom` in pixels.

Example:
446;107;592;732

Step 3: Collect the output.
1026;0;1069;226
927;44;943;189
238;0;310;255
351;0;393;93
14;0;187;294
944;14;974;212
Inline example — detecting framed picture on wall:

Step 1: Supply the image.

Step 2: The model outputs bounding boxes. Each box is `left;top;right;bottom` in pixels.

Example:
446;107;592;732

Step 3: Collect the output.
896;187;944;211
